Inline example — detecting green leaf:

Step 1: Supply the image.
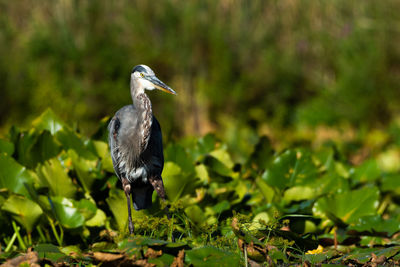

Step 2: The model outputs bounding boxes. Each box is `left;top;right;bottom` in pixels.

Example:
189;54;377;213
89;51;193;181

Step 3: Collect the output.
2;195;43;233
304;253;330;264
164;144;194;173
381;173;400;193
35;243;68;262
348;215;400;236
85;208;106;227
119;236;169;249
350;159;381;183
343;246;400;264
148;253;175;266
283;186;316;203
262;149;319;190
185;246;240;267
74;198;97;220
204;155;232;177
197;133;217;155
269;248;288;263
310;173;350;196
50;196;85;228
106;188;128;231
36;158;76;198
0;138;14;155
67;149;98;192
313;186;379;224
59;245;81;257
87;140;114;172
31;108;65;135
0;153;38;196
195;164;210;184
248;136;274;170
163;162;198;202
211;200;230;214
255;178;275;203
13;129;61;168
55;127;96;160
29;131;62;165
185;205;206;225
209;148;234;169
250;212;271;229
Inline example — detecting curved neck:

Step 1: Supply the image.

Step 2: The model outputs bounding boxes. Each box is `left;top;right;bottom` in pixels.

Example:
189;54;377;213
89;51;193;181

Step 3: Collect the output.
132;88;153;153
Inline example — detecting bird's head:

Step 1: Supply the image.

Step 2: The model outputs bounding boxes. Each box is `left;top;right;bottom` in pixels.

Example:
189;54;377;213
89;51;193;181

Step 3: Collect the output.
131;65;176;95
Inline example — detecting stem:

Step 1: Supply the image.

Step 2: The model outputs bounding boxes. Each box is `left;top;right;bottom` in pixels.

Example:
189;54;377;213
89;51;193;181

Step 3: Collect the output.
27;233;32;246
5;233;17;252
36;225;46;243
58;223;64;245
244;243;248;267
48;217;62;246
377;194;390;215
169;213;175;242
12;221;26;251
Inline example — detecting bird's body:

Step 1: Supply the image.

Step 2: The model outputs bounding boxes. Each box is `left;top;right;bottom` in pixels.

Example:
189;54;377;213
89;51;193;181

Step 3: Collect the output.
108;64;175;234
108;106;163;209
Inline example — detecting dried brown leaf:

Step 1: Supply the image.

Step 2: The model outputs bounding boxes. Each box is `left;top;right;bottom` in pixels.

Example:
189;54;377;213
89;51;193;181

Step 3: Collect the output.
171;249;185;267
92;252;124;262
1;251;39;267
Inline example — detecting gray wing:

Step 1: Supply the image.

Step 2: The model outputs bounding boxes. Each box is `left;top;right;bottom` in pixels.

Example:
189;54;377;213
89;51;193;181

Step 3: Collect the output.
108;115;122;179
108;105;141;180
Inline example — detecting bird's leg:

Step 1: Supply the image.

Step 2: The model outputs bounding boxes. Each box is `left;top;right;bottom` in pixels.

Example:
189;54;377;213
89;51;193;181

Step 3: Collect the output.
122;179;134;235
148;176;174;242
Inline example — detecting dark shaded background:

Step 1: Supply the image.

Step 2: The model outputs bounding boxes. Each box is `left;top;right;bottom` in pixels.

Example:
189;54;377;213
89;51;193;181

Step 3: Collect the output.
1;0;399;139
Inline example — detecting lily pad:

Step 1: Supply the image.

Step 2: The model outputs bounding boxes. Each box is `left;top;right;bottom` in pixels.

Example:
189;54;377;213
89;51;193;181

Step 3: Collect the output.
247;136;274;170
67;149;98;192
56;127;96;160
106;188;128;231
185;246;240;267
343;246;400;264
164;144;194;173
197;133;217;155
350;159;381;183
185;205;206;225
163;162;198;202
50;196;85;229
204;155;232;177
36;158;76;198
119;236;169;249
0;139;14;155
283;186;316;203
0;153;38;196
381;173;400;193
148;253;175;266
348;215;400;236
313;186;379;224
31;109;66;135
262;149;319;190
87;140;114;172
2;194;43;233
209;148;234;169
35;243;68;262
85;208;106;227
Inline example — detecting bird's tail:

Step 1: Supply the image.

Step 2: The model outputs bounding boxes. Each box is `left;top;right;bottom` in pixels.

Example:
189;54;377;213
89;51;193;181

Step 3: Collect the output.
132;185;154;210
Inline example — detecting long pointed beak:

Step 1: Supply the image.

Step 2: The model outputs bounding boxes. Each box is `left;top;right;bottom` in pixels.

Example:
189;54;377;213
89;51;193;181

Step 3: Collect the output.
147;76;176;95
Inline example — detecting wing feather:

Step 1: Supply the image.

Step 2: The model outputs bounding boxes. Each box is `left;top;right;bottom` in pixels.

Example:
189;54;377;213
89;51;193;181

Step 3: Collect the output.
108;116;122;179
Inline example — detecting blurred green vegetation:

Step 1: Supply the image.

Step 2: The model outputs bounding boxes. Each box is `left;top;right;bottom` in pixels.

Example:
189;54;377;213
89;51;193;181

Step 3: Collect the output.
0;109;400;265
1;0;400;139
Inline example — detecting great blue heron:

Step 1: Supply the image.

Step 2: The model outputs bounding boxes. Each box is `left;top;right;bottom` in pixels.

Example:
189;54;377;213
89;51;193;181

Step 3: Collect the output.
108;64;176;235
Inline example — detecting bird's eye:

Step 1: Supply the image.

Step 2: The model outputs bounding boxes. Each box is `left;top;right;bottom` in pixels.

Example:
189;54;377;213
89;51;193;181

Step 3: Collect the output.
140;73;144;78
